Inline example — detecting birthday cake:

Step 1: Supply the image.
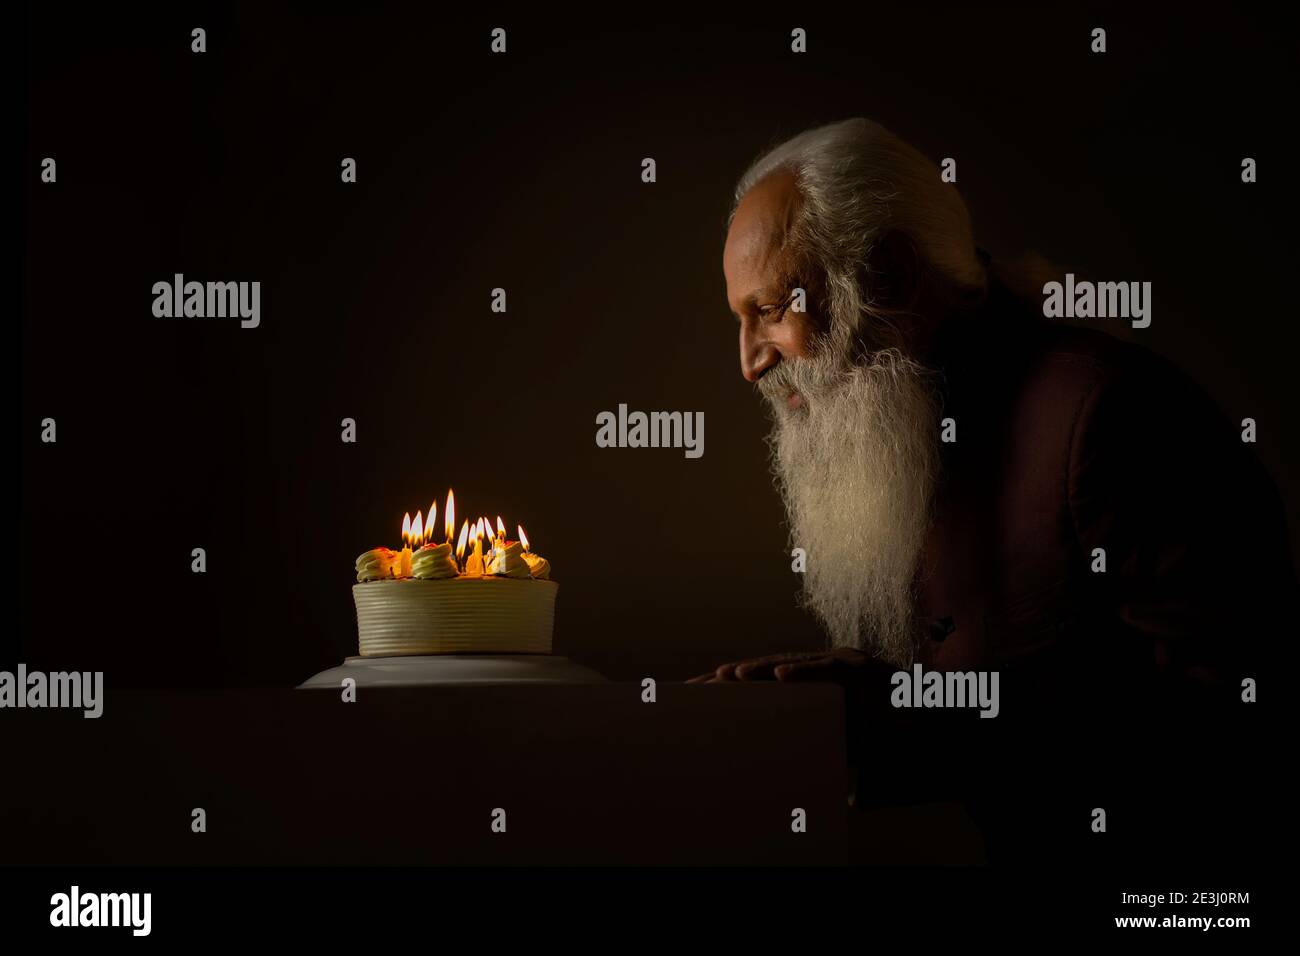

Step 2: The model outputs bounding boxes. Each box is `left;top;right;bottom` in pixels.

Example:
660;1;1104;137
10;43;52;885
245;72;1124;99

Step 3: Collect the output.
351;492;556;658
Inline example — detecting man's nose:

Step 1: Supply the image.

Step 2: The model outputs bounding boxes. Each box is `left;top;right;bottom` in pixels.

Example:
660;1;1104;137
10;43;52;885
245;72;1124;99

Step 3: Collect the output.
740;323;780;383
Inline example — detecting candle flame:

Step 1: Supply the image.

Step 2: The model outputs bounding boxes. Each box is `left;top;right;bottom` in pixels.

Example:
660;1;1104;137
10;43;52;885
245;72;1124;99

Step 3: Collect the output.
390;495;522;560
456;519;469;562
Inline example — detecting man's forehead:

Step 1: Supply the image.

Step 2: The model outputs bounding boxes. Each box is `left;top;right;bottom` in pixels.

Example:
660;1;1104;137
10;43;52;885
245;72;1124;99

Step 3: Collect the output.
725;169;800;288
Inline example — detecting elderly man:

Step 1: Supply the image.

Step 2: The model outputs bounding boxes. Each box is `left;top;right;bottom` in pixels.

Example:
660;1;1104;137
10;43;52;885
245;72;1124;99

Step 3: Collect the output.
691;120;1290;856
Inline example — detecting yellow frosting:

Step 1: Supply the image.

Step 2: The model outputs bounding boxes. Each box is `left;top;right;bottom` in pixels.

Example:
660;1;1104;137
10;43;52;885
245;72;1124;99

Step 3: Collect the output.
356;547;399;583
522;552;551;580
412;542;459;579
488;541;532;578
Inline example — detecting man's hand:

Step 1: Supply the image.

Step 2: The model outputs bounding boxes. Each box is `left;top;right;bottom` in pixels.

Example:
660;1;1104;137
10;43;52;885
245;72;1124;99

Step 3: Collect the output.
685;647;886;684
688;648;910;770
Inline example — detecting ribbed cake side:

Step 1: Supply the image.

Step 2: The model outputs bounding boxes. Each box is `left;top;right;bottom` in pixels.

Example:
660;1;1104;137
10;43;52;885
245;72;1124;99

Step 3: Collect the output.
353;577;557;657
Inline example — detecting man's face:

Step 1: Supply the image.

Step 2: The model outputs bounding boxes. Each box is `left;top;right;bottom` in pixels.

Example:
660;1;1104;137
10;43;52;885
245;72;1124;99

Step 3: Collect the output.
723;170;939;666
723;169;823;411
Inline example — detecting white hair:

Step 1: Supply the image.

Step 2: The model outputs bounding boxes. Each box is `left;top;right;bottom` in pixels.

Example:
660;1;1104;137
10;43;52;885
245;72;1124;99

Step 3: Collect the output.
761;345;939;665
731;117;987;358
732;118;985;663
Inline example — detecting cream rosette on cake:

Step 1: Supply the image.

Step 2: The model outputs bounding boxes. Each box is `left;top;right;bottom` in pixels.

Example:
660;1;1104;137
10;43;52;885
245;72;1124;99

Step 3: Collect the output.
356;547;400;582
487;540;532;578
522;553;550;579
412;541;459;579
515;525;551;579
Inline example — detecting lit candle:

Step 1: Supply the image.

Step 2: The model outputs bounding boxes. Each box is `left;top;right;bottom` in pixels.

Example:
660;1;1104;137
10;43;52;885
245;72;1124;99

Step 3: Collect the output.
495;515;507;548
425;503;436;545
400;512;413;578
455;519;470;571
466;518;486;576
445;489;456;545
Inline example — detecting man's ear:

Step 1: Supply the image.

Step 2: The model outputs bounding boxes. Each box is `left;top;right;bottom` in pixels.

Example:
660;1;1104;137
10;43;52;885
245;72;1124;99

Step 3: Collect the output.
863;229;923;314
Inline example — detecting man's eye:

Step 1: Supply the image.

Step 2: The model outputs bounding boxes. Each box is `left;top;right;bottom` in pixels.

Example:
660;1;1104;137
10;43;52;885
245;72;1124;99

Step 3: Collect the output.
758;304;786;322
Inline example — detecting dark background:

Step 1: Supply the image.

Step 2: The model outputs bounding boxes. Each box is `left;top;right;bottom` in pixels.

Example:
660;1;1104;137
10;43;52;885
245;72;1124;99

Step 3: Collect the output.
18;5;1298;689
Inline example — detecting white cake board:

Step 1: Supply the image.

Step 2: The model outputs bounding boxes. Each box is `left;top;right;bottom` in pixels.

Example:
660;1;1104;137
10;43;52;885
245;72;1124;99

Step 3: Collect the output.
297;654;607;689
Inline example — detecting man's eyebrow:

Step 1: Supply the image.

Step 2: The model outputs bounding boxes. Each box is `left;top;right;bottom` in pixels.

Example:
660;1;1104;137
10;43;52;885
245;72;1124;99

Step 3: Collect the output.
742;288;779;307
729;286;785;320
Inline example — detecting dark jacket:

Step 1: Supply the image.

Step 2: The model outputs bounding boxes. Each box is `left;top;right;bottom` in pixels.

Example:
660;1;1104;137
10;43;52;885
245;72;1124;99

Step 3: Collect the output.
851;265;1293;863
917;270;1290;699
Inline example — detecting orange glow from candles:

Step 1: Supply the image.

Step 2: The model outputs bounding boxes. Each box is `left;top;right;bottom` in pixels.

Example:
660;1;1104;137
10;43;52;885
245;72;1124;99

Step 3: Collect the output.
456;519;469;562
425;503;436;543
401;512;412;548
445;489;455;543
411;510;424;544
496;516;506;539
518;525;530;553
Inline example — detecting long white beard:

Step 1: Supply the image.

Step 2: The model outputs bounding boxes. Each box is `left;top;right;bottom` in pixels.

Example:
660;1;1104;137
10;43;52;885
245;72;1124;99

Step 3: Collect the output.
761;345;940;667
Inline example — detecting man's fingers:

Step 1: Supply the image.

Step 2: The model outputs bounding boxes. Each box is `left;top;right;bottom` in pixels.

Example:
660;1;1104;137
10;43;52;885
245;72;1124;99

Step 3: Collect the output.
741;652;817;667
685;668;737;682
774;657;840;681
687;653;831;683
736;652;827;680
709;663;739;682
734;660;783;680
686;664;740;683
